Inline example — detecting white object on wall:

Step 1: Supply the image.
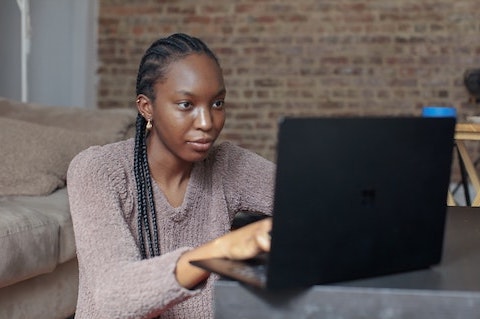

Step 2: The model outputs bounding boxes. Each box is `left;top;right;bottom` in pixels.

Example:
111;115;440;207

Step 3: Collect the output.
1;0;98;108
15;0;31;102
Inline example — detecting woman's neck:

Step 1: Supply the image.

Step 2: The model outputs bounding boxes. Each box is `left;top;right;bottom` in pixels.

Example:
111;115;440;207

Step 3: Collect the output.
146;138;193;207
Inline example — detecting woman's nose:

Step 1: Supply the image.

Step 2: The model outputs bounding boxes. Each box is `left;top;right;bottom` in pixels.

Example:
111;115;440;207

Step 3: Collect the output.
194;106;213;130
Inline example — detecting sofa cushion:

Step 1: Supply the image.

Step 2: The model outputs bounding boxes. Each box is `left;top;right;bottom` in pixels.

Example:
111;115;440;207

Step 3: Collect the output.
0;118;117;196
0;97;137;196
0;188;74;288
0;259;78;319
0;96;137;140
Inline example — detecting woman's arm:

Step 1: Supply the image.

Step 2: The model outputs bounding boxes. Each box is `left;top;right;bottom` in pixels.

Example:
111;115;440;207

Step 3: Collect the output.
176;218;272;288
217;142;276;216
67;146;200;318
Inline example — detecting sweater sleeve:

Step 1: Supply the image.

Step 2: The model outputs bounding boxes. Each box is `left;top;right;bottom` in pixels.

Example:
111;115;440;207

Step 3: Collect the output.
216;142;276;216
67;146;199;319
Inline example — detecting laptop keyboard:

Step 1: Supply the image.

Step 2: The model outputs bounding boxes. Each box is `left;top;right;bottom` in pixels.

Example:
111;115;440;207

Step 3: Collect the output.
229;253;268;284
231;263;267;280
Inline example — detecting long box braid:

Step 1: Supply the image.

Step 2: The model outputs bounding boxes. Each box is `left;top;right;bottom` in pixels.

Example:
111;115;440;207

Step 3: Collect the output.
133;33;220;260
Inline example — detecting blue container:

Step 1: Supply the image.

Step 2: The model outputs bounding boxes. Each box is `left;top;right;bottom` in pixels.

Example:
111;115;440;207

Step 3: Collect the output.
422;106;457;118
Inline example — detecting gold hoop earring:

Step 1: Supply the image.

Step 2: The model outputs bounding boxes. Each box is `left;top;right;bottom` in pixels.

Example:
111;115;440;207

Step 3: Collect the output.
146;119;152;131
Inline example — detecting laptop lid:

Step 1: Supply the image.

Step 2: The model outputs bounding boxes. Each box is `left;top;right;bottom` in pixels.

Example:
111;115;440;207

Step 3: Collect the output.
192;116;456;291
266;116;455;289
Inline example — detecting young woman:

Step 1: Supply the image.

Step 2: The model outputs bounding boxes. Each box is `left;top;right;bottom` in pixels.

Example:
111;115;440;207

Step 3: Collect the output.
67;33;275;318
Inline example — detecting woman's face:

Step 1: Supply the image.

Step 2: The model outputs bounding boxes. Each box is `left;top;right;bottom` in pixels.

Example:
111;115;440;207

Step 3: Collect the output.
143;53;226;164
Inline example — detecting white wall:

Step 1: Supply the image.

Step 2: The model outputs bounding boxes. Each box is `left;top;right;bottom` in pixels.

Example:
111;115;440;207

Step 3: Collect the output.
0;0;22;100
0;0;98;108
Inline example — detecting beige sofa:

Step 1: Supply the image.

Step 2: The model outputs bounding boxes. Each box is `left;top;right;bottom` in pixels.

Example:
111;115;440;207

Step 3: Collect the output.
0;97;136;319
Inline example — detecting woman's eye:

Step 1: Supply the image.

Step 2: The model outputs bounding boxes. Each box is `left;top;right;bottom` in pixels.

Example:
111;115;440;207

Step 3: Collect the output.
212;100;225;109
178;102;192;110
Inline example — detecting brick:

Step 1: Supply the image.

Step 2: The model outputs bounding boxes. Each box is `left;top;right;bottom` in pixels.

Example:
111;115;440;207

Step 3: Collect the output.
95;0;480;182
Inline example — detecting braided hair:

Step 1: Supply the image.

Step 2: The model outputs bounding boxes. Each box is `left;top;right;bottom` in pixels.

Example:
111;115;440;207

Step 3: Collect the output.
134;33;220;259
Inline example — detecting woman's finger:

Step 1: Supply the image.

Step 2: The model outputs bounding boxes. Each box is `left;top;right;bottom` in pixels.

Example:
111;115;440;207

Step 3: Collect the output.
255;230;271;252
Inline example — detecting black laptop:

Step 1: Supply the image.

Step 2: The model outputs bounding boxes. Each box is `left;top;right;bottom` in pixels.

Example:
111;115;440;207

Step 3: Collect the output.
191;116;456;290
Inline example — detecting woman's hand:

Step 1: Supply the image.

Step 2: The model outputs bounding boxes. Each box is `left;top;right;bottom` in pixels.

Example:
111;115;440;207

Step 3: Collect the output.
175;218;272;289
214;217;272;260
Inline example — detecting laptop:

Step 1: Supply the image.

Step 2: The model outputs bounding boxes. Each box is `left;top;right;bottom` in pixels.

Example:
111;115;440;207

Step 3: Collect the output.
191;116;456;290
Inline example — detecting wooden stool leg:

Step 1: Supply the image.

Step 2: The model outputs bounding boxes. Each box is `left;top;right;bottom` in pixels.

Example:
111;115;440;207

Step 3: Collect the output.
447;191;456;206
456;141;480;206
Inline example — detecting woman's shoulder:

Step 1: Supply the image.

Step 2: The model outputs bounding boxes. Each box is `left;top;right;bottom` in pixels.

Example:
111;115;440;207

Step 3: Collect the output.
211;141;257;158
68;138;134;180
71;138;133;164
208;141;274;170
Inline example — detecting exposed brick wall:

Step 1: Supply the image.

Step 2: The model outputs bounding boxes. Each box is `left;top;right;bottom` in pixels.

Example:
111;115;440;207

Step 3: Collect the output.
97;0;480;164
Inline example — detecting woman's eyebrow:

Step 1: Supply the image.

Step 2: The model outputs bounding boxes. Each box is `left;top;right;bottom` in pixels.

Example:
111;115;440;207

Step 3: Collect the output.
175;88;227;97
216;88;227;97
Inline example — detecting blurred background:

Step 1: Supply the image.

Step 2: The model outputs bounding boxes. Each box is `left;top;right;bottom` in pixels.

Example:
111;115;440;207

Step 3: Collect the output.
1;0;479;163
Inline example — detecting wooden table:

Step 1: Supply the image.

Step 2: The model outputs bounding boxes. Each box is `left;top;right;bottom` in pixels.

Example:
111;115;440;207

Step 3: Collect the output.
452;123;480;206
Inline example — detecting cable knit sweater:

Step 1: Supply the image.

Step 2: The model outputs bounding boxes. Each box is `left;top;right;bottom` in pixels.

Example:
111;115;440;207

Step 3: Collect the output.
67;139;275;319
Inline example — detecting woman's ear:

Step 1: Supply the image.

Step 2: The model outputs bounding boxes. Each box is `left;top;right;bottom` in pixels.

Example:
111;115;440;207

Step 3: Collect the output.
136;94;153;119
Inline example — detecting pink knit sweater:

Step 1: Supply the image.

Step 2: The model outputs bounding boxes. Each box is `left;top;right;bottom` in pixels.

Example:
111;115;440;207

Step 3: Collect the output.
67;139;275;319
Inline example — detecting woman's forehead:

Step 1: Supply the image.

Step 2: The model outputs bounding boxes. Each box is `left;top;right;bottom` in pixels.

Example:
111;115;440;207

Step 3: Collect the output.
156;54;225;96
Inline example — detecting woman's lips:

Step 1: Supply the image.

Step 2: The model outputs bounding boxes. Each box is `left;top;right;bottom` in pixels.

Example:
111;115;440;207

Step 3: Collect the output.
188;140;213;152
